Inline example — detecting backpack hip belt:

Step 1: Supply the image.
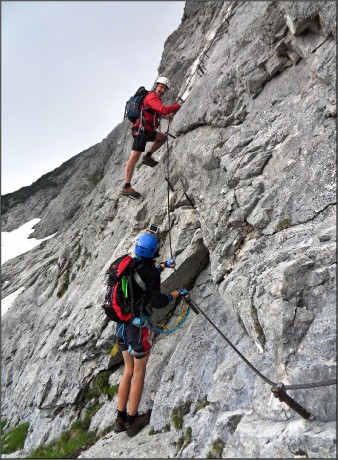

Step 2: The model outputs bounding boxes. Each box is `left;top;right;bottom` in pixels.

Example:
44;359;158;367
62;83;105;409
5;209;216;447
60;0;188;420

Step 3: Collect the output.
132;316;151;329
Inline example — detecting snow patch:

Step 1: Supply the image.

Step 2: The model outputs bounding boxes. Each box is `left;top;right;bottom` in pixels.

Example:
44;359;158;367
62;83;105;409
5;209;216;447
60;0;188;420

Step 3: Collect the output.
1;218;57;265
1;219;57;316
1;287;25;317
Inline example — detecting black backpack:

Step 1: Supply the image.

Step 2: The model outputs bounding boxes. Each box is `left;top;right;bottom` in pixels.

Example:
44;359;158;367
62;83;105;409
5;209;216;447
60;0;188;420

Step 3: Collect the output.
102;255;146;322
124;87;149;123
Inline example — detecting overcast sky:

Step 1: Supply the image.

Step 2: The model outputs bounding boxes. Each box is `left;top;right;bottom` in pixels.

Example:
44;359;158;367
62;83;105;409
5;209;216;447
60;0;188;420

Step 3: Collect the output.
1;1;185;195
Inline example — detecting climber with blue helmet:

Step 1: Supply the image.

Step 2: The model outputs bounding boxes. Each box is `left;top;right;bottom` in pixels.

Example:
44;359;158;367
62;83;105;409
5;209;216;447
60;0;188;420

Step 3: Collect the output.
113;230;188;437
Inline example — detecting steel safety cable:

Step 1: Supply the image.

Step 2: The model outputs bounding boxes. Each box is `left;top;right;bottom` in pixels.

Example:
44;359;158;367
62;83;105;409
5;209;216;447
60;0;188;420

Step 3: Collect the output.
164;120;336;391
284;379;336;390
177;17;229;103
164;122;274;386
166;119;174;259
165;119;187;291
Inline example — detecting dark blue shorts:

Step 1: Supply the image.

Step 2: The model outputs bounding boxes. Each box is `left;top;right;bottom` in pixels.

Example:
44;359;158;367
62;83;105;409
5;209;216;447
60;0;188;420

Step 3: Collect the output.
132;128;156;152
115;321;154;359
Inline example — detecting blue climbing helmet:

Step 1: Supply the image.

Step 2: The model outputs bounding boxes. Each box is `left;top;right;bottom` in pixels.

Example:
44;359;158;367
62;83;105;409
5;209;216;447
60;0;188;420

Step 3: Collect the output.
134;233;158;259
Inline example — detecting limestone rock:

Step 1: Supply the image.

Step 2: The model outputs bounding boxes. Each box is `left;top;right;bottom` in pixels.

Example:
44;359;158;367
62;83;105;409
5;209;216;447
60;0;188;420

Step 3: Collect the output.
1;1;336;458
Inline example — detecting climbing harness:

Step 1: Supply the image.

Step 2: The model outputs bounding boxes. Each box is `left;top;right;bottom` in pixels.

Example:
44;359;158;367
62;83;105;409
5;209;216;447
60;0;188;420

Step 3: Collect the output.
163;115;336;421
110;305;189;357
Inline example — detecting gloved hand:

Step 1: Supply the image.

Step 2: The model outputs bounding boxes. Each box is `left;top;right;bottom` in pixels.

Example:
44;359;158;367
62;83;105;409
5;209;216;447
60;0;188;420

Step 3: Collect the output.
178;288;188;297
165;258;176;268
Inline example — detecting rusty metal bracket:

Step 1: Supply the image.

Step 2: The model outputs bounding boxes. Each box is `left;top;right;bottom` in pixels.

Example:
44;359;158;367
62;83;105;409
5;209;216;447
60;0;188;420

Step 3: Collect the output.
165;178;195;208
184;295;200;315
165;131;177;139
165;177;175;192
271;383;314;421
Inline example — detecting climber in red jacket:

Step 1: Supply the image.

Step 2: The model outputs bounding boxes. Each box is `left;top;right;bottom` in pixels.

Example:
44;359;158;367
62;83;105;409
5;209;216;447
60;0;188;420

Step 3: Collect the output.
122;76;182;198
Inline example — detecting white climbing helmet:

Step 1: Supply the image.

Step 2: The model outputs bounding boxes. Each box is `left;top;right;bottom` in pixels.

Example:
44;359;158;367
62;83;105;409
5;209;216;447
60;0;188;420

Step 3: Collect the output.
155;76;170;90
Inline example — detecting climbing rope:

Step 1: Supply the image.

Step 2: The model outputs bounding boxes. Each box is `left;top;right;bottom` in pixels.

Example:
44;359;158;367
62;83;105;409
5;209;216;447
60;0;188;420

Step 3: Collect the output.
163;113;336;419
150;302;190;335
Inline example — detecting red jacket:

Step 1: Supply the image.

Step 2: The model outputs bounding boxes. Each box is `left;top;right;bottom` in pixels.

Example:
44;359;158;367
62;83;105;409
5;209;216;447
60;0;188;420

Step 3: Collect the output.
133;91;181;133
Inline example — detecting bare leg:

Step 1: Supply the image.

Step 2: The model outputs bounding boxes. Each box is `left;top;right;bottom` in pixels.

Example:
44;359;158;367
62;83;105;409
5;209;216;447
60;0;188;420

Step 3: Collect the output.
128;353;150;415
148;132;167;154
125;150;141;185
117;351;134;411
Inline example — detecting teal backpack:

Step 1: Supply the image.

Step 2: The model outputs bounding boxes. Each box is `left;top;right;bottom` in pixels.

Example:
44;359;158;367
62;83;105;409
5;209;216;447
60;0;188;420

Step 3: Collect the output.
124;87;149;123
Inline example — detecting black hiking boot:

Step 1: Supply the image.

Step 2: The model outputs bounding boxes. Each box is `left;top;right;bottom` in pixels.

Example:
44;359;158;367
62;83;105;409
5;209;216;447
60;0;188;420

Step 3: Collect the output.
125;410;152;437
113;416;127;433
141;156;159;167
121;186;141;199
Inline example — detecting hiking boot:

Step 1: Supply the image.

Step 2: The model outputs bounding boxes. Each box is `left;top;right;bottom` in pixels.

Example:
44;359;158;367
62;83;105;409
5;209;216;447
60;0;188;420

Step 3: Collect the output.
113;416;127;433
141;156;159;167
121;187;141;198
126;410;152;437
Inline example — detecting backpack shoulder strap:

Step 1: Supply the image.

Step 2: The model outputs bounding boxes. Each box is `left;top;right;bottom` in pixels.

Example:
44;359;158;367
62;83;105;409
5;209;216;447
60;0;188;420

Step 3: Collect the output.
133;269;146;291
128;259;147;291
117;255;132;279
116;257;147;291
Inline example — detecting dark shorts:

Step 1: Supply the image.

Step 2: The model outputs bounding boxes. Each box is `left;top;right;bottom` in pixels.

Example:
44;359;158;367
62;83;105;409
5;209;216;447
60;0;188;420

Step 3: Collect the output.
115;321;154;359
131;128;156;152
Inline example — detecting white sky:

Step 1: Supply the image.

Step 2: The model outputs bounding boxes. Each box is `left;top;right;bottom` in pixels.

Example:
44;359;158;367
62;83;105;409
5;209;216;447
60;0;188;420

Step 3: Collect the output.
1;0;185;195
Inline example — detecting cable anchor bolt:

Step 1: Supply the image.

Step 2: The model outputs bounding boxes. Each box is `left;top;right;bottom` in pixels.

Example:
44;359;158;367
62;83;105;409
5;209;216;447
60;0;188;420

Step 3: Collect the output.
165;131;176;139
165;177;175;192
184;295;200;315
271;383;314;421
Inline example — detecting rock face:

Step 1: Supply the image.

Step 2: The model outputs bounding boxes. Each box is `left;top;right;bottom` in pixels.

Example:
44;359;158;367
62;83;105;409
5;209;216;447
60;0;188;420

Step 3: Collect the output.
1;1;336;458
